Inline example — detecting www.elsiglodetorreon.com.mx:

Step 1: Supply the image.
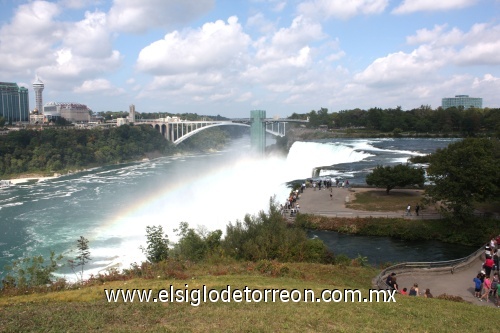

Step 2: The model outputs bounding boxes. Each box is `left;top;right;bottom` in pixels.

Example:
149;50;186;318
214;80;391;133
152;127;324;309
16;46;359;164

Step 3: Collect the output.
104;285;396;306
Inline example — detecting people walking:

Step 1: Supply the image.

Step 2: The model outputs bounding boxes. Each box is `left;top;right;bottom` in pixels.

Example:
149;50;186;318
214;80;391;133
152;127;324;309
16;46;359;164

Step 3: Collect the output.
406;204;412;216
415;204;420;216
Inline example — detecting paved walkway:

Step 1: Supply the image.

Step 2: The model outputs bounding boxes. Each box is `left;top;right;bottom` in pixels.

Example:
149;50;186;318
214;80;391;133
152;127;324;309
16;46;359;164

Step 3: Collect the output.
296;186;440;219
296;186;495;307
394;258;497;307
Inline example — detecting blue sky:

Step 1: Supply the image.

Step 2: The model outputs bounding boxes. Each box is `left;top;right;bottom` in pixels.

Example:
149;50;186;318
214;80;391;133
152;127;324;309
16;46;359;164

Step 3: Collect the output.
1;0;499;118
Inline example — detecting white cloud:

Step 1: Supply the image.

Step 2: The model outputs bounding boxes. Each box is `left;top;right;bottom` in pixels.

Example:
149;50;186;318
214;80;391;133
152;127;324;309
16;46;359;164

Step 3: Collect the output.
0;1;121;93
406;23;500;66
108;0;214;33
64;11;113;58
298;0;388;20
0;1;62;75
273;2;287;12
246;13;276;34
455;24;500;65
136;16;251;75
37;49;122;82
271;16;324;51
353;46;448;87
74;78;125;95
392;0;478;14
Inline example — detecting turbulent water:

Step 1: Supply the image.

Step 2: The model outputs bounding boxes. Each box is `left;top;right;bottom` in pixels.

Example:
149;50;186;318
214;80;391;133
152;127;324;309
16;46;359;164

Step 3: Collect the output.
0;136;468;280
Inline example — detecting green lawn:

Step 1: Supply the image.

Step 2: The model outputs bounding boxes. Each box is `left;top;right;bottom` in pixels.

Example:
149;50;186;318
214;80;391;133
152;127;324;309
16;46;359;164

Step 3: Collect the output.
0;262;492;332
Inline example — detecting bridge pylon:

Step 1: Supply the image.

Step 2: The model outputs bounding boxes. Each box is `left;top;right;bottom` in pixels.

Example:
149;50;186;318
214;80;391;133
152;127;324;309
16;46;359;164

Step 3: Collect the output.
250;110;266;155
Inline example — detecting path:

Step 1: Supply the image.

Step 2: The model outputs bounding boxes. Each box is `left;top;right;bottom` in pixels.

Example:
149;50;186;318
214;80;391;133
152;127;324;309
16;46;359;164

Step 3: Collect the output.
394;257;496;307
296;186;494;307
296;186;441;219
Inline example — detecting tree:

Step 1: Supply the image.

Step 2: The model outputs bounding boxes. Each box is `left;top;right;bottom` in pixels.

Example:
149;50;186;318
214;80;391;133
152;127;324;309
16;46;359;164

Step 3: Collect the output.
172;222;223;261
425;138;500;219
366;164;425;194
68;236;91;281
141;225;169;263
3;251;64;288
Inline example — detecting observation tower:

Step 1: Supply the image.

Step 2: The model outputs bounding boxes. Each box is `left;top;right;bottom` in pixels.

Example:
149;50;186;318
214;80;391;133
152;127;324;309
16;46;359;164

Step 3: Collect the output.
32;76;44;113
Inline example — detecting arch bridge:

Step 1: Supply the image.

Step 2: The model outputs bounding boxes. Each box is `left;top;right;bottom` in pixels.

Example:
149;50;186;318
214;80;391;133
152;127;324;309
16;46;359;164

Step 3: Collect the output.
135;110;308;154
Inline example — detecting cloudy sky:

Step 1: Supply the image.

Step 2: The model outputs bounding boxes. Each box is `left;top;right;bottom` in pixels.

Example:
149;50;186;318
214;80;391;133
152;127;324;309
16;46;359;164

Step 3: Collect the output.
1;0;499;118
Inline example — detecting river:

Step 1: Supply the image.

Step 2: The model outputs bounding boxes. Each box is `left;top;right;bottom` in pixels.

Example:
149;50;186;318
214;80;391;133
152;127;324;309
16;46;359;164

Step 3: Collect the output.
0;136;475;280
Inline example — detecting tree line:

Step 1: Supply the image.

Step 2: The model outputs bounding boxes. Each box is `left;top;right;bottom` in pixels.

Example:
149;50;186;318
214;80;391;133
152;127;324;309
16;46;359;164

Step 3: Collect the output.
0;125;236;178
290;106;500;136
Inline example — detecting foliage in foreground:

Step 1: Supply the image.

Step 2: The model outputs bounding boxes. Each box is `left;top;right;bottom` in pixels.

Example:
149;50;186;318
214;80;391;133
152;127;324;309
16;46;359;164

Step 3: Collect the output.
2;251;64;289
222;199;333;264
141;225;170;264
67;236;92;281
0;260;497;333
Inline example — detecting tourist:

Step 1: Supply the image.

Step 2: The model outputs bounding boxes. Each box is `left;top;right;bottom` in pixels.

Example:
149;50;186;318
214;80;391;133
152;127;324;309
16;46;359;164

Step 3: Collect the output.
400;287;408;295
415;203;420;216
424;289;433;298
480;275;492;302
409;283;419;296
391;277;399;291
484;255;494;277
485;246;492;257
406;204;412;216
385;272;396;289
491;273;498;298
494;248;499;272
473;274;483;298
496;282;500;307
490;237;497;251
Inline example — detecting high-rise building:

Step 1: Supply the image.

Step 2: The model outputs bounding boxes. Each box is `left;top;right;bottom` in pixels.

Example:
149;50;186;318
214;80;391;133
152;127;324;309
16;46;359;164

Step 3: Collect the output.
128;104;136;123
0;82;30;123
442;95;482;109
43;102;91;123
32;76;44;112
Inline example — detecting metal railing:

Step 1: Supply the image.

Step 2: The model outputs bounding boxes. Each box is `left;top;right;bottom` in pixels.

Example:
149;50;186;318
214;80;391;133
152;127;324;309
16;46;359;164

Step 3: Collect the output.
372;242;487;289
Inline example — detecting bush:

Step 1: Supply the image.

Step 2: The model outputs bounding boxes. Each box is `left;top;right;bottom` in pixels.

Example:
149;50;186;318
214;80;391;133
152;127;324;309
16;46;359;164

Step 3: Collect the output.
222;198;333;264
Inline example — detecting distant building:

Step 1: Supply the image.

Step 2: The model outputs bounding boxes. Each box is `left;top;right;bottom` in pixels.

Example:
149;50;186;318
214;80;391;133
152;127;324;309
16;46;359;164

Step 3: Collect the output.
29;109;44;124
32;76;44;112
0;81;29;123
442;95;482;109
128;104;136;123
43;102;91;123
117;117;129;126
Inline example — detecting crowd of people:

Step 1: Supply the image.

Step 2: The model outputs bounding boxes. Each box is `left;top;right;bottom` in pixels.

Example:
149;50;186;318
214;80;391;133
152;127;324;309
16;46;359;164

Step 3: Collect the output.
385;236;500;306
385;273;433;298
280;178;352;218
473;236;500;306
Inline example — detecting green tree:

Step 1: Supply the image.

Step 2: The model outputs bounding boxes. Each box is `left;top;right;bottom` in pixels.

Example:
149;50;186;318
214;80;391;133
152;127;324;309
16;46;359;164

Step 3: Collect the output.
171;223;223;261
425;138;500;219
2;251;64;288
366;164;425;194
0;116;5;127
68;236;91;281
141;225;169;263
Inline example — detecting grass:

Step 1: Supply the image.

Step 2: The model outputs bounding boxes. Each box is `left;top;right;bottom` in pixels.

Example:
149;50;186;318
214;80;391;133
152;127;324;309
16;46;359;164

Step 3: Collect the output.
0;261;495;332
345;189;433;213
